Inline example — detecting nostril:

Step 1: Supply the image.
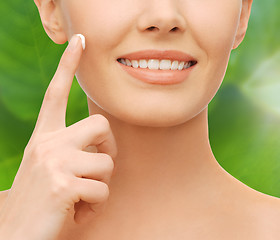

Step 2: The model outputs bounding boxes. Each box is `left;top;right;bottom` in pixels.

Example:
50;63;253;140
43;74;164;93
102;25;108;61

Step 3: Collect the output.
170;27;179;32
147;26;158;31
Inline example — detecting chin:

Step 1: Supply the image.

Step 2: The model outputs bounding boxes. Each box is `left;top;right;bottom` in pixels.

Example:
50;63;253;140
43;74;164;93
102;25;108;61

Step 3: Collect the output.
87;91;208;128
107;103;205;128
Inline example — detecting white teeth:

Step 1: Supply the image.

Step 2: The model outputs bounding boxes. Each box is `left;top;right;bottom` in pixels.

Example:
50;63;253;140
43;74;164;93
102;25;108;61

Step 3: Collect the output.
171;61;179;70
178;61;185;70
125;59;132;67
119;58;195;70
139;59;148;68
131;60;139;68
148;59;160;69
160;60;172;70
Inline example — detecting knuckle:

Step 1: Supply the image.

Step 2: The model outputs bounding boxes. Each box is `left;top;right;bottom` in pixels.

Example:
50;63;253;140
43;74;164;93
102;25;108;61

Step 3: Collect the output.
44;86;59;101
26;137;61;168
28;142;46;161
50;176;71;198
93;114;111;130
31;142;52;161
44;83;66;102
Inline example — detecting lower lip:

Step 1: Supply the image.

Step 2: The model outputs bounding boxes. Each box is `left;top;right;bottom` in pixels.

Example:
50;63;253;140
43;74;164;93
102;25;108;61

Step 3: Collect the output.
118;62;196;85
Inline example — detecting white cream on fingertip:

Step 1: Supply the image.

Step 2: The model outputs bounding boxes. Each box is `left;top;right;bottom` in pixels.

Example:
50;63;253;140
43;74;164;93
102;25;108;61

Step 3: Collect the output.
76;34;86;50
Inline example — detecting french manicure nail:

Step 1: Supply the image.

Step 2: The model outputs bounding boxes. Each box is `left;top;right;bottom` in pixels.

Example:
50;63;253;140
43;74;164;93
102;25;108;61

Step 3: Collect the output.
76;34;86;50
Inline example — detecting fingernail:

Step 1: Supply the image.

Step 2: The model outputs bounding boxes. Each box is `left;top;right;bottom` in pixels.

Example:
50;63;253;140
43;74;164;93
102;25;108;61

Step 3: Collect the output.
76;34;86;50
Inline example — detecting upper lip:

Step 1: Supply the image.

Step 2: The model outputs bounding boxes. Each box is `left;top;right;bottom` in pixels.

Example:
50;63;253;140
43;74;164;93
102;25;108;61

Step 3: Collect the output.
117;50;197;62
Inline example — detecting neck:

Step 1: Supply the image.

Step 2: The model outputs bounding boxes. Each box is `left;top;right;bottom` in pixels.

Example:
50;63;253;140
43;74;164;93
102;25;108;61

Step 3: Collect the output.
87;99;226;204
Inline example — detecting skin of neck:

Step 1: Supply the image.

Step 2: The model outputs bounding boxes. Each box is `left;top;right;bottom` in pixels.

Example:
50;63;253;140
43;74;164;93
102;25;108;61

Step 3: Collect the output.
86;98;229;208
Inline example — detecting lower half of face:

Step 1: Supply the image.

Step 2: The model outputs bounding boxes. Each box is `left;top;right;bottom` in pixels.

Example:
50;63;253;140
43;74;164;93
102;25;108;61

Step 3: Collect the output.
63;0;242;127
76;54;230;127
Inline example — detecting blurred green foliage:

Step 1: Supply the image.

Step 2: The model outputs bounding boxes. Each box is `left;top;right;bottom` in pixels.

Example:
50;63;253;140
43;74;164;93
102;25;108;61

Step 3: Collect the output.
0;0;280;198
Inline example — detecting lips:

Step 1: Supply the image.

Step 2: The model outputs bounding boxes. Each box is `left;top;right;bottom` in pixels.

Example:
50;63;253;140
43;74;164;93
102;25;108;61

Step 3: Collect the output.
116;50;197;85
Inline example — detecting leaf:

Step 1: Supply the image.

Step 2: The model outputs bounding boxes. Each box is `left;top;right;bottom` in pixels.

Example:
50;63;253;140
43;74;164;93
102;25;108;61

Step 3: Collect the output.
0;0;88;189
242;50;280;116
0;0;64;122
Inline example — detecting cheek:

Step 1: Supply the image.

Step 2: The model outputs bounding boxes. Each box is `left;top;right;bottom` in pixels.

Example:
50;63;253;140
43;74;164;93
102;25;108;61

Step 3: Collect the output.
61;0;139;50
188;1;241;88
60;1;143;107
187;1;241;59
60;0;139;100
180;1;242;112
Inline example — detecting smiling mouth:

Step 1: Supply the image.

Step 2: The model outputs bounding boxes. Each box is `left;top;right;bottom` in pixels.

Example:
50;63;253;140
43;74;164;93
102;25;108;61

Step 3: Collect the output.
117;58;197;71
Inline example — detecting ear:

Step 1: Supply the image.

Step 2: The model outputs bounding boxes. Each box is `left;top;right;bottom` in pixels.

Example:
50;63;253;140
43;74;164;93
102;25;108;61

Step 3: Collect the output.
232;0;253;49
34;0;67;44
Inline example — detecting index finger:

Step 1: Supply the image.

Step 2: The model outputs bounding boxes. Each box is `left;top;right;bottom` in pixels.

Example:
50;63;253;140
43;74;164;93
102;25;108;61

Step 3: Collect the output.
34;34;85;134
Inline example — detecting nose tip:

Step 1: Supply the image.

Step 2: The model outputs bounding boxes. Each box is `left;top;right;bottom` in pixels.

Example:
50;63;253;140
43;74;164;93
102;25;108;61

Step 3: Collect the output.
137;1;186;35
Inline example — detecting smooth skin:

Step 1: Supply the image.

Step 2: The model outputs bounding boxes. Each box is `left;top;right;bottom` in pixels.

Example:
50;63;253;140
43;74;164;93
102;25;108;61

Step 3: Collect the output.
1;0;280;239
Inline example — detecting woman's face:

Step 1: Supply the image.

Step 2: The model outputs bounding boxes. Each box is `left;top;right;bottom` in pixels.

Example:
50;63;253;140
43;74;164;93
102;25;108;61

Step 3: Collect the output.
56;0;246;127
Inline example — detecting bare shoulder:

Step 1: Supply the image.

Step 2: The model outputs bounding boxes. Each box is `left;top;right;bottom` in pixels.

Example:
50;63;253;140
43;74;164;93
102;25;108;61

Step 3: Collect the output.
221;172;280;239
255;192;280;226
244;188;280;238
0;189;10;209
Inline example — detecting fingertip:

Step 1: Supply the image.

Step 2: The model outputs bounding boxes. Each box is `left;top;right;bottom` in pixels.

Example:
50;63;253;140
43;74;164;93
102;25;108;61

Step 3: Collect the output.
67;34;86;53
67;35;79;52
76;34;86;50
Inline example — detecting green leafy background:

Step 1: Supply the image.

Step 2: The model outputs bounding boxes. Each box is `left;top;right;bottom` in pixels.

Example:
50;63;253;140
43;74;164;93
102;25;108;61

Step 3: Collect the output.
0;0;280;198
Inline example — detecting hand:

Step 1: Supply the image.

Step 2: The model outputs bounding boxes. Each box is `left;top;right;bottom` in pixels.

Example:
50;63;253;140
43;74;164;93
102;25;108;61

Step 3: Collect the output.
0;34;117;240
